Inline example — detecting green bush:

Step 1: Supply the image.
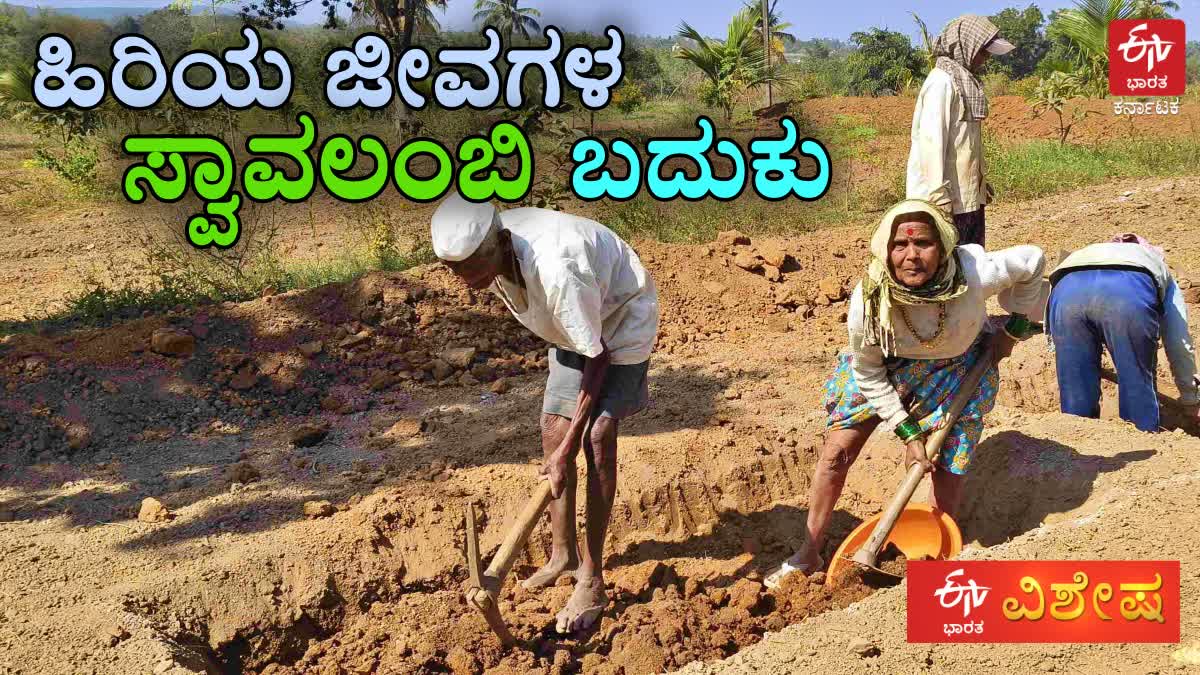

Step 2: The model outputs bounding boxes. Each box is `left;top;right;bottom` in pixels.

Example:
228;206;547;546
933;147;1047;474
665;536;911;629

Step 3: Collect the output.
981;72;1012;97
613;81;647;116
32;136;99;190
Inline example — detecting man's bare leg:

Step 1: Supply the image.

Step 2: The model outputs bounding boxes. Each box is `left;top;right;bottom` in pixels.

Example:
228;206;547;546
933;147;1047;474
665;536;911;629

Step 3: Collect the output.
556;415;618;633
792;421;879;569
522;413;580;589
929;469;965;521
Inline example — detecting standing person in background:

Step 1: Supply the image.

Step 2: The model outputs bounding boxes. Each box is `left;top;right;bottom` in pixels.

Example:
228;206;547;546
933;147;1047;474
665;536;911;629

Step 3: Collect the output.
907;15;1014;247
1048;234;1200;432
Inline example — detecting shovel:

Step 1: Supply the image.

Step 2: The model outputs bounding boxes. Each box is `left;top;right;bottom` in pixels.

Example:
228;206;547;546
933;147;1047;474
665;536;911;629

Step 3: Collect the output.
826;344;994;584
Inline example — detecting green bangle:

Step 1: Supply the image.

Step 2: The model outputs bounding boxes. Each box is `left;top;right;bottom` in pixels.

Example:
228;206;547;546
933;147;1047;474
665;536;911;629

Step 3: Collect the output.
1005;314;1037;340
895;419;923;442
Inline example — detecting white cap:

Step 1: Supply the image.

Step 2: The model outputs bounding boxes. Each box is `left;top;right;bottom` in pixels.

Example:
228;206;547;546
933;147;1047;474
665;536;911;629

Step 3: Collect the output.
430;193;499;262
985;37;1015;55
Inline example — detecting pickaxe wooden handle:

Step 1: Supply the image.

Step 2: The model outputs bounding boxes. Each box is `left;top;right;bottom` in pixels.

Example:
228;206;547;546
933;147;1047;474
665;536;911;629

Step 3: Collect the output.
464;480;555;646
850;346;994;570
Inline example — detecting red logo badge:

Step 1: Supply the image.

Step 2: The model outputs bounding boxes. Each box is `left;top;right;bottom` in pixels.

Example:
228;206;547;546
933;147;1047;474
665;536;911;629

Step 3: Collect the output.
1109;19;1186;96
907;561;1181;643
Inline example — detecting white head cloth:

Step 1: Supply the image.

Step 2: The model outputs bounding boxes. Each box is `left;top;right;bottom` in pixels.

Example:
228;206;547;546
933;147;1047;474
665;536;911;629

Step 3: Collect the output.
430;193;499;262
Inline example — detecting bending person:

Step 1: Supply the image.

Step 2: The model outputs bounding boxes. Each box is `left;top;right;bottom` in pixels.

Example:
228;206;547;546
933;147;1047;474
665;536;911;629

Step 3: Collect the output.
1048;233;1200;431
766;199;1044;587
430;195;659;634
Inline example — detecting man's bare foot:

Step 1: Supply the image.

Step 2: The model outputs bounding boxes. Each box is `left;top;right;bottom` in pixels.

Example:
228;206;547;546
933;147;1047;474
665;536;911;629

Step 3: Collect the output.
554;576;607;634
520;555;578;590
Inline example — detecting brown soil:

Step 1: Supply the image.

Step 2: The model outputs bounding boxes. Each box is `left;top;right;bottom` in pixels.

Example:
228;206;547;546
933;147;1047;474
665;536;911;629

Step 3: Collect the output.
801;94;1200;144
3;152;1200;671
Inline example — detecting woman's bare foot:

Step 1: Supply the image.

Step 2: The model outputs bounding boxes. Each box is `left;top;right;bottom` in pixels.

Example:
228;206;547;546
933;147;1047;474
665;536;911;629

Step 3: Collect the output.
520;554;578;590
764;544;824;589
554;576;607;634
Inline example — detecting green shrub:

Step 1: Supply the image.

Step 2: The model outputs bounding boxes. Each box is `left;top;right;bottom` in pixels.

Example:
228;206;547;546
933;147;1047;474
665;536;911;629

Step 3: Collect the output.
32;136;99;191
981;72;1012;97
613;81;647;116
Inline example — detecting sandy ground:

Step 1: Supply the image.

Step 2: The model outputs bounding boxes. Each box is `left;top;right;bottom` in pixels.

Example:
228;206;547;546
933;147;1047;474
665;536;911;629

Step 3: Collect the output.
2;171;1200;673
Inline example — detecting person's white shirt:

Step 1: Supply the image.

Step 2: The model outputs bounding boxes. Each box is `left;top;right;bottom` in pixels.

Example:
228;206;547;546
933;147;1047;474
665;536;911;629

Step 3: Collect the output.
489;208;659;365
847;244;1047;431
906;68;988;215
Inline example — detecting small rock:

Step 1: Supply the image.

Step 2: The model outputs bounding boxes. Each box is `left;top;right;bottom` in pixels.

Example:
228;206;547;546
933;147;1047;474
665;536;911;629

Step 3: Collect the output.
441;347;477;369
229;462;261;484
384;418;422;439
489;378;510;394
1183;287;1200;305
728;579;765;614
368;370;395;391
229;365;259;391
298;341;324;357
611;561;677;599
339;331;371;350
757;242;788;268
733;251;762;272
445;646;480;675
137;497;172;523
703;281;728;296
289;423;329;448
100;380;119;394
150;328;195;358
383;287;411;305
848;638;879;658
458;372;479;387
65;424;92;451
716;230;751;247
762;264;782;282
303;500;335;519
818;276;846;303
430;359;454;381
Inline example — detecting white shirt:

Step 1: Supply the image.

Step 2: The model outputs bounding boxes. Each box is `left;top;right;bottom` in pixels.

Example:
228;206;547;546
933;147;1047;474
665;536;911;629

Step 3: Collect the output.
847;244;1047;431
489;208;659;365
906;68;988;215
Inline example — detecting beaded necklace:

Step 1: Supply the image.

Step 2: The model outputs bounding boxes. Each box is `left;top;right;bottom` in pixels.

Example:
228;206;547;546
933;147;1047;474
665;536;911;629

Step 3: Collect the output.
898;303;947;349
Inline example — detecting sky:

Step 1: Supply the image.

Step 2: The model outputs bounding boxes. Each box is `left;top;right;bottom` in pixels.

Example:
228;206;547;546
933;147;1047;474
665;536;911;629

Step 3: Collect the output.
8;0;1200;42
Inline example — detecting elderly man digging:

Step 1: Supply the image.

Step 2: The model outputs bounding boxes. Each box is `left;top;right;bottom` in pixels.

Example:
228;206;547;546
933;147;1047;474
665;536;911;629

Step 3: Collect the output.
431;194;659;634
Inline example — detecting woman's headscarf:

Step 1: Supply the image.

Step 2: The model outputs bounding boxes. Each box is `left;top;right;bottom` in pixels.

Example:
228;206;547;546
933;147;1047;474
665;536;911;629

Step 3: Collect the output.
861;199;970;356
1111;232;1165;259
932;15;1000;121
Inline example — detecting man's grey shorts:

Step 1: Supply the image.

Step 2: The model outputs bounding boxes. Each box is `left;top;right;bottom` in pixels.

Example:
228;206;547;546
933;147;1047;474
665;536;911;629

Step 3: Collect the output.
542;347;650;420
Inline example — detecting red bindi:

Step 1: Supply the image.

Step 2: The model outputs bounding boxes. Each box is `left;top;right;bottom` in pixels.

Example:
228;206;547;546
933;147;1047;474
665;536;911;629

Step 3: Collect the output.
906;227;914;236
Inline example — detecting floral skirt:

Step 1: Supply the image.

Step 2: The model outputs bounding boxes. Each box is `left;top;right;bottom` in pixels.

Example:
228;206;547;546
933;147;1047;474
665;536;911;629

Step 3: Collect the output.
822;339;1000;475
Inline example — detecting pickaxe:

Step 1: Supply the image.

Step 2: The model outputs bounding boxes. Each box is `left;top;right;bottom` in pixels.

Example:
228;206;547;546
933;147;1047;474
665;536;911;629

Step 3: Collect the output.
463;480;555;646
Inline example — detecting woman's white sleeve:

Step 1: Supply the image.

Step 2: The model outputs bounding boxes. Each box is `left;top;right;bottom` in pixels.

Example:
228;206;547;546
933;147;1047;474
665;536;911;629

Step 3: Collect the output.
985;245;1048;315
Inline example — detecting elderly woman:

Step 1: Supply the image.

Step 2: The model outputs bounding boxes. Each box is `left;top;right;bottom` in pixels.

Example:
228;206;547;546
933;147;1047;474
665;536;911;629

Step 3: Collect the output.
766;199;1045;587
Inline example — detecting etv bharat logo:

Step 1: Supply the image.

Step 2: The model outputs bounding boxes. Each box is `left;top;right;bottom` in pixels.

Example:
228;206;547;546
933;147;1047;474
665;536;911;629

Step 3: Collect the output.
1109;19;1186;96
934;568;991;637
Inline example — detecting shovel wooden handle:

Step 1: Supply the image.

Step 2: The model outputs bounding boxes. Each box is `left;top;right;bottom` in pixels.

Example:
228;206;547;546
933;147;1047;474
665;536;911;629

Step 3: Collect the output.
855;345;995;564
483;479;555;584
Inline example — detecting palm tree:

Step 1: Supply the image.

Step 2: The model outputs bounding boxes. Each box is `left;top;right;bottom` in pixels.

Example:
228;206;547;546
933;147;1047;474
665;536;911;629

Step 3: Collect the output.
744;0;794;62
473;0;542;42
675;8;786;122
1050;0;1139;62
1132;0;1179;17
352;0;445;34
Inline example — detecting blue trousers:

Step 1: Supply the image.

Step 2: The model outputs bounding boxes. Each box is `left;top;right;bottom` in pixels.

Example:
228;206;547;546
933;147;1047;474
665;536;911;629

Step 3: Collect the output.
1048;269;1161;432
